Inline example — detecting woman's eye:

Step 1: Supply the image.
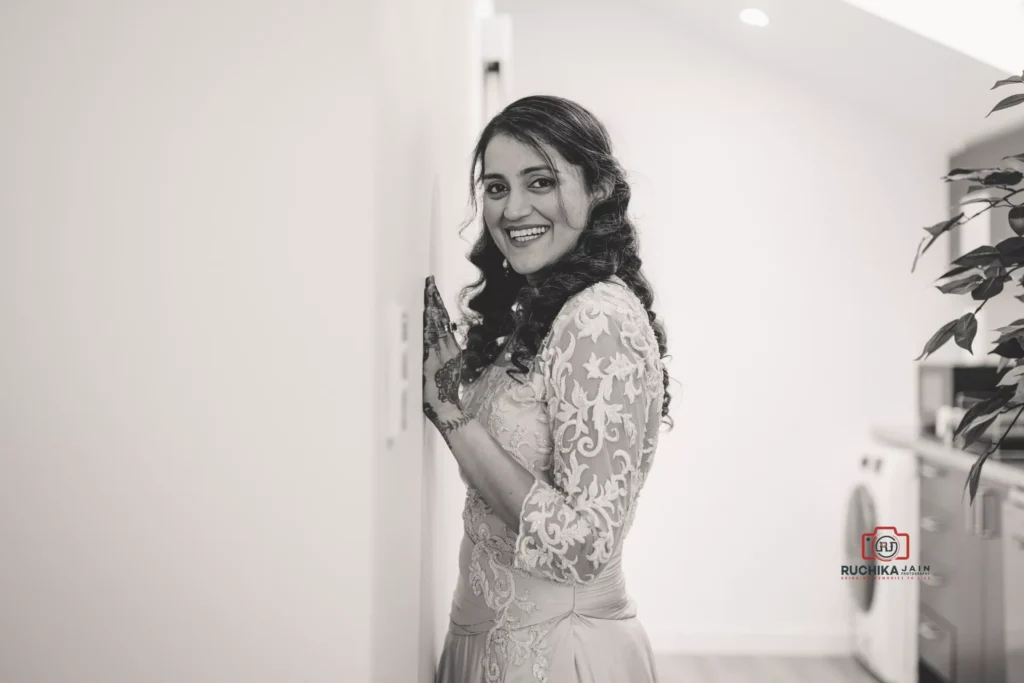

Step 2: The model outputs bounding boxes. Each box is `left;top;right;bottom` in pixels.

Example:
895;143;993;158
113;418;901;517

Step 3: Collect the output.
530;177;555;190
485;183;507;195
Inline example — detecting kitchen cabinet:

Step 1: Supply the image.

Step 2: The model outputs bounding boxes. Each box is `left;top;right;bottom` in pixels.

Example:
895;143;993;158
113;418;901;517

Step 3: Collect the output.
918;461;986;682
920;462;1024;683
1004;490;1024;683
981;483;1006;683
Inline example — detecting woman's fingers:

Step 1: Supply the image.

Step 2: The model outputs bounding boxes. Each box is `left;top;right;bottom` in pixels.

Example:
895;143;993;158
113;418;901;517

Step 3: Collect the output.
426;277;449;316
431;286;452;329
423;280;435;343
424;288;443;348
424;276;457;352
441;333;460;359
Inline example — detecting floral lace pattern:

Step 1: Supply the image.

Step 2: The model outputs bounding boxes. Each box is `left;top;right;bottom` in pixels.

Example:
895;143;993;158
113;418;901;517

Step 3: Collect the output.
460;370;555;682
463;489;552;682
454;278;664;681
513;281;664;584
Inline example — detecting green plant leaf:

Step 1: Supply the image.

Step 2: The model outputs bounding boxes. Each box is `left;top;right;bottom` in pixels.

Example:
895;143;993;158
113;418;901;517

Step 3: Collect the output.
960;196;1001;208
959;415;1000;450
992;74;1024;89
997;236;1024;265
996;331;1024;345
963;402;1024;504
924;213;966;237
988;170;1024;185
988;93;1024;117
999;356;1017;373
997;237;1024;252
954;245;1002;267
945;168;986;180
997;318;1024;332
973;275;1006;301
994;337;1024;358
915;319;959;360
983;264;1015;282
937;265;974;280
953;402;992;440
994;321;1024;345
1010;206;1024;237
913;213;966;273
912;236;929;273
1004;153;1024;164
937;272;985;294
998;365;1024;386
964;450;990;504
945;168;1023;185
954;388;1013;439
954;313;978;353
954;391;1010;441
995;329;1024;347
983;262;1009;277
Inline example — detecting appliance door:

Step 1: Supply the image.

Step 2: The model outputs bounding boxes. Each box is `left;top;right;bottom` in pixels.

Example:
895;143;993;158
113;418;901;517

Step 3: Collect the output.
846;483;878;613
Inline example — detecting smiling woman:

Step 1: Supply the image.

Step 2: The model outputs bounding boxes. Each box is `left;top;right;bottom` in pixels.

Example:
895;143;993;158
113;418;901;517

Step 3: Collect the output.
421;95;674;683
479;137;607;285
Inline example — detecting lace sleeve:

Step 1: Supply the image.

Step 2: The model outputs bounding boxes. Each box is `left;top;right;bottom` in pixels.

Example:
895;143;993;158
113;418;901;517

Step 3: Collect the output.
512;286;656;584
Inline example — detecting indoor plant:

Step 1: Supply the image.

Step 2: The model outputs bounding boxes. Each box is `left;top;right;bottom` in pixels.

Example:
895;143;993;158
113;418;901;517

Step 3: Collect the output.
913;70;1024;503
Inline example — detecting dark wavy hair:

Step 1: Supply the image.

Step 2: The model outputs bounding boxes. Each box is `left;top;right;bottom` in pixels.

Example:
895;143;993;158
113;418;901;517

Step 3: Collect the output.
456;95;673;429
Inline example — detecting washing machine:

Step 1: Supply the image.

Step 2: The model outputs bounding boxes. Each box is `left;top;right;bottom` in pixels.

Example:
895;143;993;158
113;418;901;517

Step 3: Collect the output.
844;442;920;683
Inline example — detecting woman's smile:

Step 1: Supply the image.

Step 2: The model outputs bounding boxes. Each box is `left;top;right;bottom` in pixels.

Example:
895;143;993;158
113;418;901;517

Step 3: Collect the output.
506;224;551;246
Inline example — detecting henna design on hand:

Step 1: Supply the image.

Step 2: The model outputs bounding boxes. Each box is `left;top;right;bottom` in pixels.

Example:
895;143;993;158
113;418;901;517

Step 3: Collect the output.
435;355;462;406
424;309;442;356
422;312;430;363
423;276;468;439
423;402;473;447
423;401;439;427
423;277;452;354
438;413;472;447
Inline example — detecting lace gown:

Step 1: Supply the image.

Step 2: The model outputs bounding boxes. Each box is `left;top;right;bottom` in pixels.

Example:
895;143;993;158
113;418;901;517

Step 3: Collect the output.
435;276;665;683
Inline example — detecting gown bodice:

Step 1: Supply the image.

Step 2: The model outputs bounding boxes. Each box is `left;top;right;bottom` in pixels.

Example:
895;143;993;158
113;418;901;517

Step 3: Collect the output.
442;276;666;683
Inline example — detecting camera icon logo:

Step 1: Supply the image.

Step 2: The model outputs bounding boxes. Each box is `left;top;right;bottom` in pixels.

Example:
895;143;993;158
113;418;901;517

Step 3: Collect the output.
861;526;910;562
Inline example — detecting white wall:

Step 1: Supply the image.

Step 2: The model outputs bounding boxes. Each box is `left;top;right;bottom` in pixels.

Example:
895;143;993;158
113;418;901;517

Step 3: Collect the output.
371;0;478;681
498;0;963;655
0;2;475;682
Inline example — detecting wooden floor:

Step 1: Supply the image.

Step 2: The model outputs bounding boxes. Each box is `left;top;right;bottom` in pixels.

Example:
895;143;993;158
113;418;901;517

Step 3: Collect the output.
655;655;880;683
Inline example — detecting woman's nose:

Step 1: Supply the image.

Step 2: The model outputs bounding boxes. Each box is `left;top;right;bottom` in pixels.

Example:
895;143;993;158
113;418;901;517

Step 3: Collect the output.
503;189;532;221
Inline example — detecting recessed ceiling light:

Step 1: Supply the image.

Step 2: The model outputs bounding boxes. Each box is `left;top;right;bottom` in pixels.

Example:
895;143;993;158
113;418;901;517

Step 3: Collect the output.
740;8;770;27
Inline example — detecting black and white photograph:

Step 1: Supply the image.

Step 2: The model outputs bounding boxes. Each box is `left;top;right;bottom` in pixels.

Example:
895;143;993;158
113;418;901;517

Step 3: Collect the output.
3;1;1024;682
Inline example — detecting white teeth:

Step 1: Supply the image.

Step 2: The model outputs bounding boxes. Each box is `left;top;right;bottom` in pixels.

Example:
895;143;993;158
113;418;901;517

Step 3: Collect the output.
509;226;549;242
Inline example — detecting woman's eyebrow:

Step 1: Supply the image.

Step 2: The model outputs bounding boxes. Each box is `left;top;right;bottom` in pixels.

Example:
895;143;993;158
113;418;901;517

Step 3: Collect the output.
481;165;559;181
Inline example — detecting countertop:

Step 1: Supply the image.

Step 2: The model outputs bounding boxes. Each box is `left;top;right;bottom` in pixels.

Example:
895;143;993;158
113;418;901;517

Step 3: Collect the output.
871;425;1024;491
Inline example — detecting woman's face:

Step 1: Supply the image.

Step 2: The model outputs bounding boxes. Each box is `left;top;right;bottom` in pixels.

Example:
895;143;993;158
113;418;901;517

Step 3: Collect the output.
481;134;600;285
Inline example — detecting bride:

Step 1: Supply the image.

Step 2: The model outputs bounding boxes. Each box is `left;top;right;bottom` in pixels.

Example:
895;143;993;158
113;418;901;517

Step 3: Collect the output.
423;94;673;683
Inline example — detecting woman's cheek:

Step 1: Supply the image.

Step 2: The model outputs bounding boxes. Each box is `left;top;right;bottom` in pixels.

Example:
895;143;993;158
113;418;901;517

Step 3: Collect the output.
484;210;503;237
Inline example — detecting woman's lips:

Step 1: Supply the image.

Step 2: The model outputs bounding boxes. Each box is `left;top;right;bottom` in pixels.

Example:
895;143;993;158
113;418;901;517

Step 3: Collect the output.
507;225;550;246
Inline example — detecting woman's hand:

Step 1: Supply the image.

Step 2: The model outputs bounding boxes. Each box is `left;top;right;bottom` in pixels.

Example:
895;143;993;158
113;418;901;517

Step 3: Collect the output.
423;276;471;444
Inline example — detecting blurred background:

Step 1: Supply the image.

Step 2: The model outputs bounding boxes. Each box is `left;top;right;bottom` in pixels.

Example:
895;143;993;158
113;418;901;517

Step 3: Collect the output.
3;0;1024;682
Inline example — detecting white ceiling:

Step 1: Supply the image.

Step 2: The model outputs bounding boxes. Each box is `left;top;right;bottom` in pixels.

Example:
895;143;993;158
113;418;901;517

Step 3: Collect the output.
639;0;1024;151
842;0;1024;75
